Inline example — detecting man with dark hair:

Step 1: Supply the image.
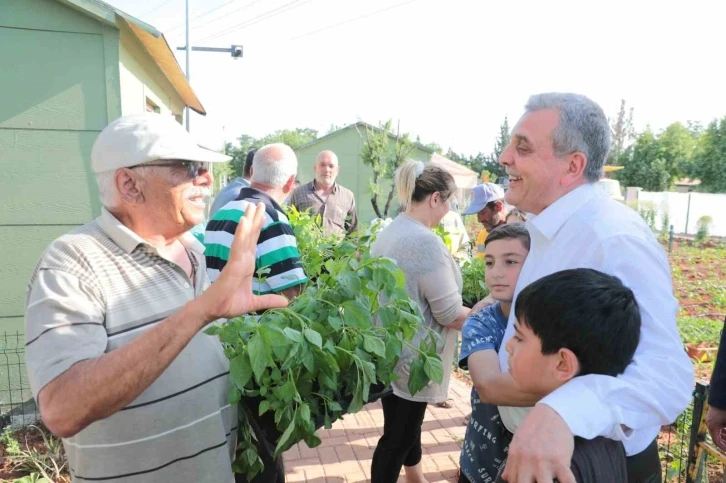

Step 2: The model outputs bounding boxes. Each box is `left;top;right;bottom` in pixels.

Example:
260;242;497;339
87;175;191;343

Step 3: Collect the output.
210;149;256;217
494;268;641;482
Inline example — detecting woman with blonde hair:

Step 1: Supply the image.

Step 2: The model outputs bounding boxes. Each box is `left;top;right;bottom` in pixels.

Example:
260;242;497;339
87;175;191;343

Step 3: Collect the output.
371;160;471;483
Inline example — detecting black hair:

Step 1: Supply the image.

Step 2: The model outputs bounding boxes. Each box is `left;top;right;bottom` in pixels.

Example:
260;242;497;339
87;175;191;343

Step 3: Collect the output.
514;268;640;377
484;223;531;251
243;149;256;178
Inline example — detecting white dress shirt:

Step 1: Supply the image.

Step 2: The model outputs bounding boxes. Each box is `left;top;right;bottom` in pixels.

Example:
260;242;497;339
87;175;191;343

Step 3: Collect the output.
497;183;694;456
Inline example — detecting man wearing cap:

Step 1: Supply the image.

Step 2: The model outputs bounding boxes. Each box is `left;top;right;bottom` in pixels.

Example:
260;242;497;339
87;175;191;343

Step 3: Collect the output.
462;182;509;259
24;113;288;483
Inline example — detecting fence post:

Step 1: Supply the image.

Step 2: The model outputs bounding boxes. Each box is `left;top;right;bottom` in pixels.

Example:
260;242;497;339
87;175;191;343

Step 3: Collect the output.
669;225;675;253
686;382;709;483
685;192;693;235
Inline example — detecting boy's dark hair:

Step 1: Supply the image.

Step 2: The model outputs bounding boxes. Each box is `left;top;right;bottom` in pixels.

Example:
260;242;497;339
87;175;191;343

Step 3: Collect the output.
514;268;640;377
243;149;256;178
484;222;531;251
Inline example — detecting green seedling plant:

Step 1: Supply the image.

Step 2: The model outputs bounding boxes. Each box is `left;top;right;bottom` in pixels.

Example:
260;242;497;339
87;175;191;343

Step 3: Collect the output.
206;208;443;479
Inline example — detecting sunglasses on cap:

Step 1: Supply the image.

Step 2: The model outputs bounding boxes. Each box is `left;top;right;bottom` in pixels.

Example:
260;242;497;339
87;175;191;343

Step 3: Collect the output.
129;160;210;179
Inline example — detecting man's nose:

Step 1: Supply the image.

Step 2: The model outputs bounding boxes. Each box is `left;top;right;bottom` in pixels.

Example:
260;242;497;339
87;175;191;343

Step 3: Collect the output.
194;171;213;186
499;145;512;166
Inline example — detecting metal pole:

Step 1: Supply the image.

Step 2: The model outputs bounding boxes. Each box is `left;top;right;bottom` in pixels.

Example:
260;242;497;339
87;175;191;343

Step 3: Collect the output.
669;224;674;253
685;192;692;235
185;0;191;132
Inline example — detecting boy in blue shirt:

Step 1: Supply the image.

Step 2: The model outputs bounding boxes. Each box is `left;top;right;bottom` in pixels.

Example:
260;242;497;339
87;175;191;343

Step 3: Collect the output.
459;224;637;482
459;223;531;483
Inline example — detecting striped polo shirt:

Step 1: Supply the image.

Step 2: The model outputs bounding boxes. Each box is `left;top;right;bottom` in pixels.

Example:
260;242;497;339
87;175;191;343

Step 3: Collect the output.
24;209;235;483
205;187;308;293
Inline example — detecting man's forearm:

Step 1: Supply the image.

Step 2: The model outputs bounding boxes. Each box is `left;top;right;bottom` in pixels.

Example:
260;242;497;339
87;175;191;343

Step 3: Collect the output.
473;372;541;407
39;300;210;438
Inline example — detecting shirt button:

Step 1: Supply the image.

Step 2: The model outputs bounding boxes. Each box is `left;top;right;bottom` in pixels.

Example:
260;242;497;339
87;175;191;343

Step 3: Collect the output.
184;283;190;289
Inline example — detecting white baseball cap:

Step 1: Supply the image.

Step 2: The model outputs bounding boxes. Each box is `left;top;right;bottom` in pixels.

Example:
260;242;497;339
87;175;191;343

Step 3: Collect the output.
91;113;231;173
462;183;506;215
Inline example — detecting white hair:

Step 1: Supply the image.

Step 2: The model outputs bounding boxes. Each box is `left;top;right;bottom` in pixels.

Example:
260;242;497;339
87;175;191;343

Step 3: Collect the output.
95;171;119;208
252;143;298;188
525;93;611;183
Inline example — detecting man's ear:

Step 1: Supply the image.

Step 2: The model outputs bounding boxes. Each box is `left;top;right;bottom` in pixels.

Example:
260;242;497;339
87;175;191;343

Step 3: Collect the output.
553;348;580;383
283;175;296;193
563;152;588;187
494;200;504;213
116;169;145;204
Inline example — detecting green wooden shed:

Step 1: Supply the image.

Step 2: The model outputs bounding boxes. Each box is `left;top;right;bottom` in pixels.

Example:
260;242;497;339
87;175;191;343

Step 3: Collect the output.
294;122;478;224
0;0;206;335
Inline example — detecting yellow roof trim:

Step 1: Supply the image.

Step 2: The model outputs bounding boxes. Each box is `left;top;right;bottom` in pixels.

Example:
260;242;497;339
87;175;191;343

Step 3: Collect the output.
119;17;206;115
604;166;624;172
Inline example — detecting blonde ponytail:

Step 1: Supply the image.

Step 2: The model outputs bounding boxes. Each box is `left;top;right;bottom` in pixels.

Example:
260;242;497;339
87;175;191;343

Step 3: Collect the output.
395;159;456;212
395;159;420;211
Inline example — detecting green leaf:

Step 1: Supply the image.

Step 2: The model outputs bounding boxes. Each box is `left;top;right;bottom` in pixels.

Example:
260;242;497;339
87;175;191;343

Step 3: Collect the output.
229;353;252;390
274;418;296;456
248;335;270;381
283;327;303;343
393;268;406;288
300;403;311;422
338;272;362;297
203;325;221;336
303;433;322;448
363;334;386;358
228;386;241;405
259;400;271;416
261;325;290;347
327;315;343;330
329;401;343;412
272;379;297;403
303;328;323;348
423;355;444;384
342;300;371;328
377;306;397;327
408;357;429;395
244;448;258;467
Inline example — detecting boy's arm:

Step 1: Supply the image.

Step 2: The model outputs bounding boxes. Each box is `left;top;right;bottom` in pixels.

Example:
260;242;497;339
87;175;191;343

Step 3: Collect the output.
469;351;542;407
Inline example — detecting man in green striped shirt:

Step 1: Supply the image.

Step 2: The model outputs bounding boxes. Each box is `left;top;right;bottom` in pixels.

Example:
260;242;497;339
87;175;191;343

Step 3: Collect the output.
205;142;308;299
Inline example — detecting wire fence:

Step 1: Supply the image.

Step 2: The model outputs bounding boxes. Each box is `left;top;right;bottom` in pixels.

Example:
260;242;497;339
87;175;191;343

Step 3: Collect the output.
0;331;39;431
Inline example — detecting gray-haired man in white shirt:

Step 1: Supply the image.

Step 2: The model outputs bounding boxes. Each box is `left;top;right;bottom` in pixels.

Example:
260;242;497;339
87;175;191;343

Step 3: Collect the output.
481;93;694;483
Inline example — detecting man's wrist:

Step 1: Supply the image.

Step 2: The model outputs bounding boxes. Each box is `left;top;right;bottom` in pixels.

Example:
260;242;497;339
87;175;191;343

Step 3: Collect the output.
182;296;216;329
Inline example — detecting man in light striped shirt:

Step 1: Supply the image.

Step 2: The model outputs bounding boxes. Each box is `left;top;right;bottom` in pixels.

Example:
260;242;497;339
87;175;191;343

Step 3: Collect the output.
24;113;289;483
205;143;308;300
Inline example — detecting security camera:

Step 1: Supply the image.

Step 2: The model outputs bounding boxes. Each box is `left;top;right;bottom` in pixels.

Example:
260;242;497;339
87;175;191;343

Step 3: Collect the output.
231;45;243;59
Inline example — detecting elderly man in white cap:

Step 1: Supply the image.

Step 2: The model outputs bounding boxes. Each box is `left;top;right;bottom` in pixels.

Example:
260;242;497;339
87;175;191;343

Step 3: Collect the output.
24;113;288;483
462;182;509;259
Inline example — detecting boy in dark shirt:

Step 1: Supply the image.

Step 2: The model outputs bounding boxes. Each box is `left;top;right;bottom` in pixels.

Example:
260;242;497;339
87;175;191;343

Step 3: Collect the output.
495;268;640;482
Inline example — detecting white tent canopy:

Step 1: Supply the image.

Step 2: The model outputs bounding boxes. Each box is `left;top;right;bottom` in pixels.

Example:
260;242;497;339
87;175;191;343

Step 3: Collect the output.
429;153;478;189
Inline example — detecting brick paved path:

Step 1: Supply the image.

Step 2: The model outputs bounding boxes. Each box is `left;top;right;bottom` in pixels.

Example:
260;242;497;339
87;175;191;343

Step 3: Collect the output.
283;375;473;483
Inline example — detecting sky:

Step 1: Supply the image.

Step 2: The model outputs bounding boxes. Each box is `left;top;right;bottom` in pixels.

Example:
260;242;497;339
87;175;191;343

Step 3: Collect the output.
105;0;726;157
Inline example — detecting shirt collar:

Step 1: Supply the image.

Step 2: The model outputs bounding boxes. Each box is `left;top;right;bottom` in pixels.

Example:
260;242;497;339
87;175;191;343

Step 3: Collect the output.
311;179;339;194
238;186;283;211
97;208;206;255
527;183;599;240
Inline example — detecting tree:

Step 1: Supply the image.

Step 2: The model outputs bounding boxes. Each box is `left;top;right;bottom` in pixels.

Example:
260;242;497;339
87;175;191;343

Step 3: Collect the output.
657;122;698;182
227;128;319;177
614;129;670;191
608;100;635;165
482;117;510;182
690;116;726;193
359;120;416;218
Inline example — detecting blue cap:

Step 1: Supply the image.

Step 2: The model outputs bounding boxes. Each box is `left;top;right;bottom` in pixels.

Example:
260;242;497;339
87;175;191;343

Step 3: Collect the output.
462;183;505;215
